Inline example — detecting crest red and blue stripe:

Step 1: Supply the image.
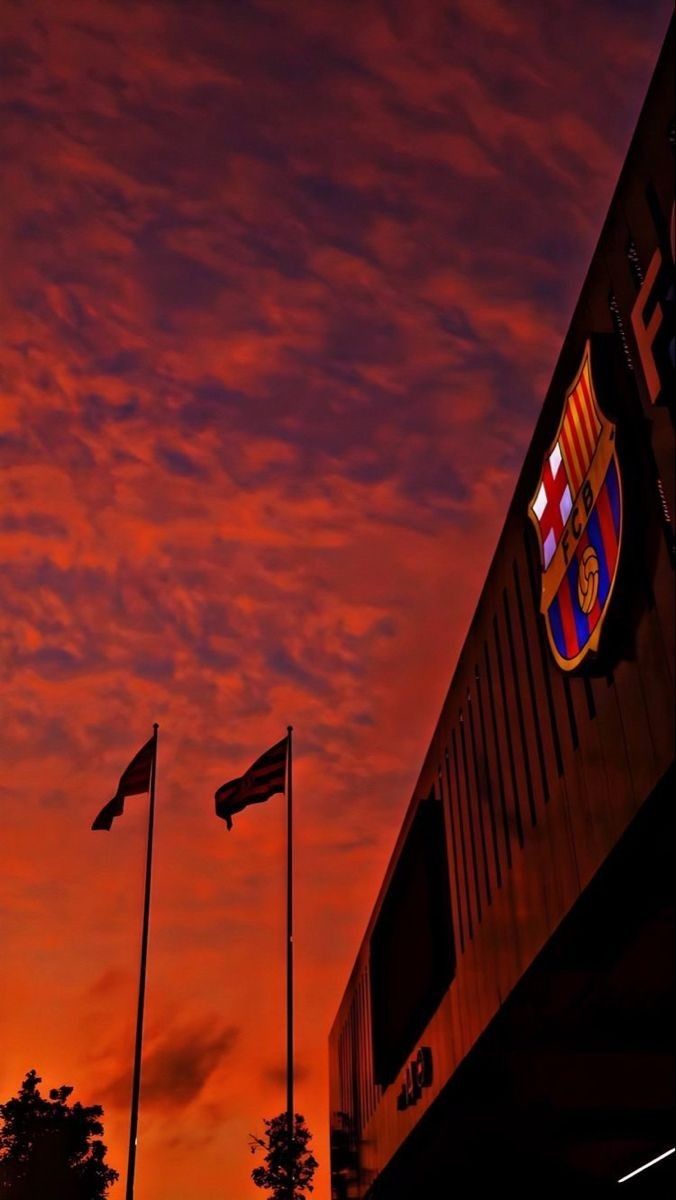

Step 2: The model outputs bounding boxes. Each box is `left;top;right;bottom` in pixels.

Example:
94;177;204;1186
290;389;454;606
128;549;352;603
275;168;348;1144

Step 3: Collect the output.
547;458;621;663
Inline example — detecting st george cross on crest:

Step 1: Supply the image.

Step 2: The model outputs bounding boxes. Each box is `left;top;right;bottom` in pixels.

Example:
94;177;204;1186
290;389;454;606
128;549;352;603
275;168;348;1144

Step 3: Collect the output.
529;340;623;671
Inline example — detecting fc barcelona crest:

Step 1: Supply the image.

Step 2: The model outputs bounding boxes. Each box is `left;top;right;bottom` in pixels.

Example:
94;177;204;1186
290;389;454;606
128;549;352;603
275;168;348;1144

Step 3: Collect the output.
529;341;623;671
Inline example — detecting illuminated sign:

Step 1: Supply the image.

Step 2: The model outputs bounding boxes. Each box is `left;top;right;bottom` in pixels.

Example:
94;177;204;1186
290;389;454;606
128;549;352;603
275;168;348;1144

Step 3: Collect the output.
396;1046;433;1111
630;202;675;407
529;341;623;671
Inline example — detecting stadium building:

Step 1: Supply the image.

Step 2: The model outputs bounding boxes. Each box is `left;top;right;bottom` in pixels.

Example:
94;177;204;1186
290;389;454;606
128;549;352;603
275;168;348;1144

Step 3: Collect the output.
329;20;674;1198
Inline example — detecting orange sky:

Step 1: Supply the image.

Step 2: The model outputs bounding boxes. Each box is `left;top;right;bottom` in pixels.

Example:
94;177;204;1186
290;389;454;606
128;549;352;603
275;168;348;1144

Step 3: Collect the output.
0;2;670;1197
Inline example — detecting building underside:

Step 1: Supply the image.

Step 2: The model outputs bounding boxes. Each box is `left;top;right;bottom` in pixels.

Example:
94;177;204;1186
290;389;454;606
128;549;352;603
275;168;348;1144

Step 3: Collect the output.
367;764;675;1198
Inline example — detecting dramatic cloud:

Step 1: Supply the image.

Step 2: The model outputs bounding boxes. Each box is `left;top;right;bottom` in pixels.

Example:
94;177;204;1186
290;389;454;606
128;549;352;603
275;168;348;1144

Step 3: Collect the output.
105;1019;239;1112
1;2;670;1198
263;1062;310;1090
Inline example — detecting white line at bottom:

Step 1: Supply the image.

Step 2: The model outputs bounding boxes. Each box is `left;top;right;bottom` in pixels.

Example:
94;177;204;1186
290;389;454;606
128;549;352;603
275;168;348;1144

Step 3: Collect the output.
618;1146;675;1183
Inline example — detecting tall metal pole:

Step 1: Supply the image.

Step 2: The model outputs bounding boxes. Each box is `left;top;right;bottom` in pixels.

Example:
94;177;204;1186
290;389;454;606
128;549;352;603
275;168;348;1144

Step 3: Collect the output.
126;722;158;1200
286;725;294;1200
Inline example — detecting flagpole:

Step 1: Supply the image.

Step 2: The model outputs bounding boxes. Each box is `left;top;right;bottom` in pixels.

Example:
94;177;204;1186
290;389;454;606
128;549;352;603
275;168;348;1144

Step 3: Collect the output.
286;725;294;1200
126;722;158;1200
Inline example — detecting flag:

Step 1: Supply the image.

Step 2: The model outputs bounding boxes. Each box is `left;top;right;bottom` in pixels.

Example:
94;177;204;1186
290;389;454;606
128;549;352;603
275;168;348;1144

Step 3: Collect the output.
92;736;155;831
215;736;288;830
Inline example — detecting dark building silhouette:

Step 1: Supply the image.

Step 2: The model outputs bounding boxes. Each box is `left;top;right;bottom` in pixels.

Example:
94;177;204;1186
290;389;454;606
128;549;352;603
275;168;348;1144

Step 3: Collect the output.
329;19;675;1197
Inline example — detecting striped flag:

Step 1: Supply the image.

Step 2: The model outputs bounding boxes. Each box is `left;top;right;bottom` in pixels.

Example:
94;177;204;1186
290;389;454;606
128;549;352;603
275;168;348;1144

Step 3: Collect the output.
92;736;155;831
215;736;288;830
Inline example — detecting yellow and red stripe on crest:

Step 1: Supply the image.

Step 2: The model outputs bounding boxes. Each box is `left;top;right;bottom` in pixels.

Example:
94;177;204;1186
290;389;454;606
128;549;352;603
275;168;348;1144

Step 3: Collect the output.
559;347;603;495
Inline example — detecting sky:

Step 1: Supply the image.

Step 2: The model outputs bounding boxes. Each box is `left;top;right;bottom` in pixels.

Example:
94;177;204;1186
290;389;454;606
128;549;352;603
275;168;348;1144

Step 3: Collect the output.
0;1;671;1197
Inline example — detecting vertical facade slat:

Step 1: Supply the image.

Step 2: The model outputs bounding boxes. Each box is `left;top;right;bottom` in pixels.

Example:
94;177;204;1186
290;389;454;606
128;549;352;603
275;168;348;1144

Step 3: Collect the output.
482;638;513;870
520;533;565;778
439;760;466;952
511;560;550;804
458;708;486;920
470;669;502;892
491;614;524;848
451;727;476;938
474;664;503;889
501;588;538;828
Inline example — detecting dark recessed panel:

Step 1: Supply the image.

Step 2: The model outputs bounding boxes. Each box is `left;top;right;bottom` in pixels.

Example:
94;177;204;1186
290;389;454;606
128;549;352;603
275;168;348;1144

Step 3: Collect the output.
370;798;455;1088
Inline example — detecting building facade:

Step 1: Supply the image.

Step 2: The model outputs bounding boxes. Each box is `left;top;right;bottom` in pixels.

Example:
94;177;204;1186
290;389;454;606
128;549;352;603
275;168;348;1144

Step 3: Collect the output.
329;20;674;1197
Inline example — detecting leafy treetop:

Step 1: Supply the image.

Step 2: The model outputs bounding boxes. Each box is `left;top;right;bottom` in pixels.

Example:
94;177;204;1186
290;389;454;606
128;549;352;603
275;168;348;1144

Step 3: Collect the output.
250;1112;318;1200
0;1069;118;1200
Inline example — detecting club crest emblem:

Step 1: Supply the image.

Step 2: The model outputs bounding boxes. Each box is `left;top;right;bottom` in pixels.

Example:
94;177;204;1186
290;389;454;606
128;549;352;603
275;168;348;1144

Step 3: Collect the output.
529;341;623;671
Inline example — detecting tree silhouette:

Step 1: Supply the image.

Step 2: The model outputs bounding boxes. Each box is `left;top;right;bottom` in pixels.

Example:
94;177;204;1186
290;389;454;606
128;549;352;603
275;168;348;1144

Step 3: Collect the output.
250;1112;318;1200
0;1070;118;1199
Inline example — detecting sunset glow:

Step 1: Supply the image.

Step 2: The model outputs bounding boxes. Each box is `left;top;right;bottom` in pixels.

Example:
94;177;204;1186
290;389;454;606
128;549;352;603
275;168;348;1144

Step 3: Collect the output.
1;3;670;1197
